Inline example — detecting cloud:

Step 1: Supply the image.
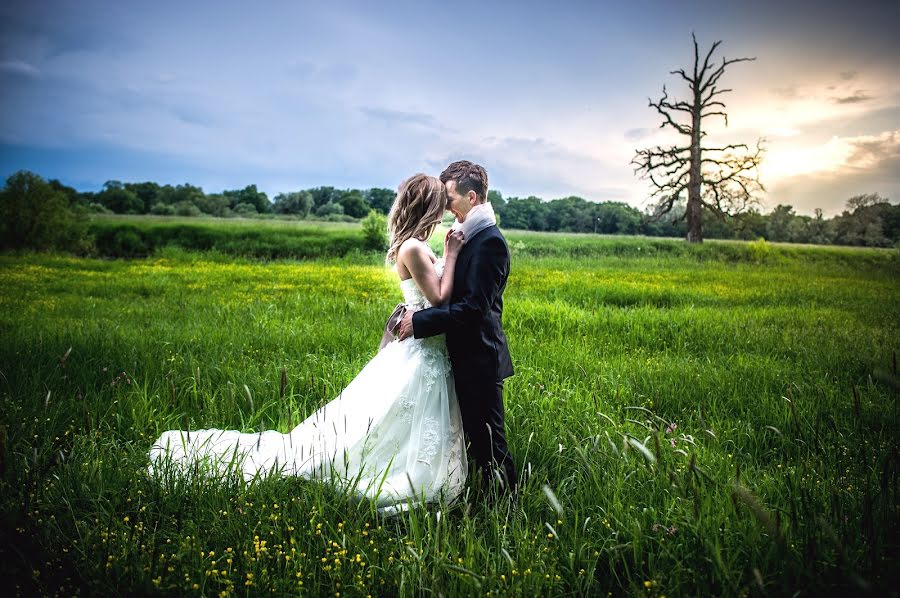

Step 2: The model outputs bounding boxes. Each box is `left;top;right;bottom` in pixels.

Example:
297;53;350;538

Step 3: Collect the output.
772;85;799;99
624;127;655;141
839;70;857;81
358;107;454;133
845;129;900;168
0;59;40;77
832;90;873;104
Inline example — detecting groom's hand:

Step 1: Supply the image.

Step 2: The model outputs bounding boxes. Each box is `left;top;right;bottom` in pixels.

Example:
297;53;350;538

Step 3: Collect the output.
397;311;415;341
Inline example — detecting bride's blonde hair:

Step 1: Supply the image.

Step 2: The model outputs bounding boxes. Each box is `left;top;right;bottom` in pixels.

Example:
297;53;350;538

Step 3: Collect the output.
386;174;447;263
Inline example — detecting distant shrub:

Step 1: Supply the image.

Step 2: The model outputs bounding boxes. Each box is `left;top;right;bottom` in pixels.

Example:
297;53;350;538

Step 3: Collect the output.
322;214;356;223
174;201;202;217
150;202;176;216
87;202;113;215
361;210;388;251
314;202;344;217
233;202;258;216
747;237;772;263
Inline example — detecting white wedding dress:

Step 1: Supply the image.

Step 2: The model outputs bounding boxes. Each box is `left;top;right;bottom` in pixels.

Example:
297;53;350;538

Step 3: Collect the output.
148;260;467;513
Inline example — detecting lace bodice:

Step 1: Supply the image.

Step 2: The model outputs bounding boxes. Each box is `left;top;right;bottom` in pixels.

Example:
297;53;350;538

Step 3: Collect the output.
400;259;445;310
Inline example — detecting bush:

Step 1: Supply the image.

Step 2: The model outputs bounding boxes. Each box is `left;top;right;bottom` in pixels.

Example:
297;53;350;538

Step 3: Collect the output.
150;203;176;216
0;170;91;252
314;202;344;217
87;202;113;214
108;227;149;257
747;237;772;263
361;210;388;252
321;214;356;223
233;202;258;216
173;201;202;217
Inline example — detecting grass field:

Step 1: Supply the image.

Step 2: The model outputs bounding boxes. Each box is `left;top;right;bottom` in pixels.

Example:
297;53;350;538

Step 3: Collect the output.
0;227;898;596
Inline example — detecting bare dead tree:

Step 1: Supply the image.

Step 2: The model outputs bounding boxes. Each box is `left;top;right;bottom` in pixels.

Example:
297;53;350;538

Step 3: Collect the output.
632;34;765;242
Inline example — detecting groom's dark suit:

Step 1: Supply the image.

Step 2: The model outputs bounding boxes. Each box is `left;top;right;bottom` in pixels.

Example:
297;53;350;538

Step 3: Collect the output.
413;225;517;491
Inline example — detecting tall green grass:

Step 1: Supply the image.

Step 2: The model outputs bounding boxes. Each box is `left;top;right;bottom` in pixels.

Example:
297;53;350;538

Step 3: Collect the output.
84;215;900;267
0;240;897;595
87;215;368;259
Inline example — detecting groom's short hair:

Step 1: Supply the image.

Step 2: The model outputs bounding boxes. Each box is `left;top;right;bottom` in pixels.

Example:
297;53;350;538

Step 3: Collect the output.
440;160;488;204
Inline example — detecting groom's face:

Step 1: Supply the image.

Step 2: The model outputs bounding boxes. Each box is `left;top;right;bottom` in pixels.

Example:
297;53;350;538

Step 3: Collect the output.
445;180;476;223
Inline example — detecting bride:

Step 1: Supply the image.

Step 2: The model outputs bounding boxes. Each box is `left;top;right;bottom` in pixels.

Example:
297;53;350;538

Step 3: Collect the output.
149;174;467;513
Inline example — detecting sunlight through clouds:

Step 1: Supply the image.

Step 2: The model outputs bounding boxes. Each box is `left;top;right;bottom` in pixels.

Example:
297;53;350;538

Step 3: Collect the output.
764;130;900;182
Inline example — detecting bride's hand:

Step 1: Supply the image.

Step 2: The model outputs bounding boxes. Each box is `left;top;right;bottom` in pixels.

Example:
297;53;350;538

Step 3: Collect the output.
445;230;465;258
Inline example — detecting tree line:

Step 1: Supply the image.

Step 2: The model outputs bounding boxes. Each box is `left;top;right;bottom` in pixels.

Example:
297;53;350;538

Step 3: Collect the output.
52;178;393;220
490;191;900;247
1;170;898;253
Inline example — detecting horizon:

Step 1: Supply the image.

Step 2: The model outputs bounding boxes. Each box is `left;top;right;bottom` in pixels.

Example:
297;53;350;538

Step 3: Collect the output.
2;0;898;217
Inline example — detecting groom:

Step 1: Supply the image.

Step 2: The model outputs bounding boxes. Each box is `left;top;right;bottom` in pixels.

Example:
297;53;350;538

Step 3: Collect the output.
398;160;517;495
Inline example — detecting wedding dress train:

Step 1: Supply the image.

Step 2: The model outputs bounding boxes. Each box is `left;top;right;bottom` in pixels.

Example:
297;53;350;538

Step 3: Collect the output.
148;261;467;512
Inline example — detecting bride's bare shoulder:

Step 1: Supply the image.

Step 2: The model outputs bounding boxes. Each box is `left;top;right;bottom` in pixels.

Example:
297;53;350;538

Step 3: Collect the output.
397;238;433;263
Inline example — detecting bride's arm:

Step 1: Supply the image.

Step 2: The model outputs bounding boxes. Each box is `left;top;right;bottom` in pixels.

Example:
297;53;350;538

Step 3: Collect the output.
398;234;463;306
437;230;464;304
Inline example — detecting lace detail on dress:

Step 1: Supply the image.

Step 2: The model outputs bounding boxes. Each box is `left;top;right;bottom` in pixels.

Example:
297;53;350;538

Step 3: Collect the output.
420;417;440;463
399;257;450;392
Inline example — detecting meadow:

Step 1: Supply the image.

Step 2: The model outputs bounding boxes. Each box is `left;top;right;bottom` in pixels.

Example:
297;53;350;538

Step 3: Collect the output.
0;222;898;596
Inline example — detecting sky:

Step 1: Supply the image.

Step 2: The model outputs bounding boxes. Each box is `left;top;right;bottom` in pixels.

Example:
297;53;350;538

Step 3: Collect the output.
1;0;898;216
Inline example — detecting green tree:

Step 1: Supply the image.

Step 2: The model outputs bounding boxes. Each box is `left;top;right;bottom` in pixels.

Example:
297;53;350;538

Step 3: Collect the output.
732;209;767;240
0;170;89;251
545;196;591;232
833;194;893;247
487;190;506;210
124;181;161;212
273;191;314;217
765;204;796;242
232;202;258;216
308;186;341;209
314;202;344;217
595;202;642;235
806;209;835;245
502;196;549;230
338;190;369;218
223;185;270;213
194;193;231;217
364;188;395;214
48;179;83;207
159;184;205;209
98;185;143;214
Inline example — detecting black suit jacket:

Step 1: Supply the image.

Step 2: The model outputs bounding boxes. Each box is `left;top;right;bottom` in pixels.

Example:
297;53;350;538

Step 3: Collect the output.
413;225;514;383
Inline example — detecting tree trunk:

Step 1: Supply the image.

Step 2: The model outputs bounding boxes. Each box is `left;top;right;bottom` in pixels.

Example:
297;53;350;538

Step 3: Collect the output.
686;194;702;242
687;86;704;243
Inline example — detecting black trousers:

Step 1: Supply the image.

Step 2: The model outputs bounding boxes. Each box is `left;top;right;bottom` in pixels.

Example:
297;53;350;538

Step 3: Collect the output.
455;379;517;493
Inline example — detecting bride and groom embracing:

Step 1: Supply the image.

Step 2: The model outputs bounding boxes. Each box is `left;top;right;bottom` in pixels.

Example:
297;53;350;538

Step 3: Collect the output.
149;160;517;513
